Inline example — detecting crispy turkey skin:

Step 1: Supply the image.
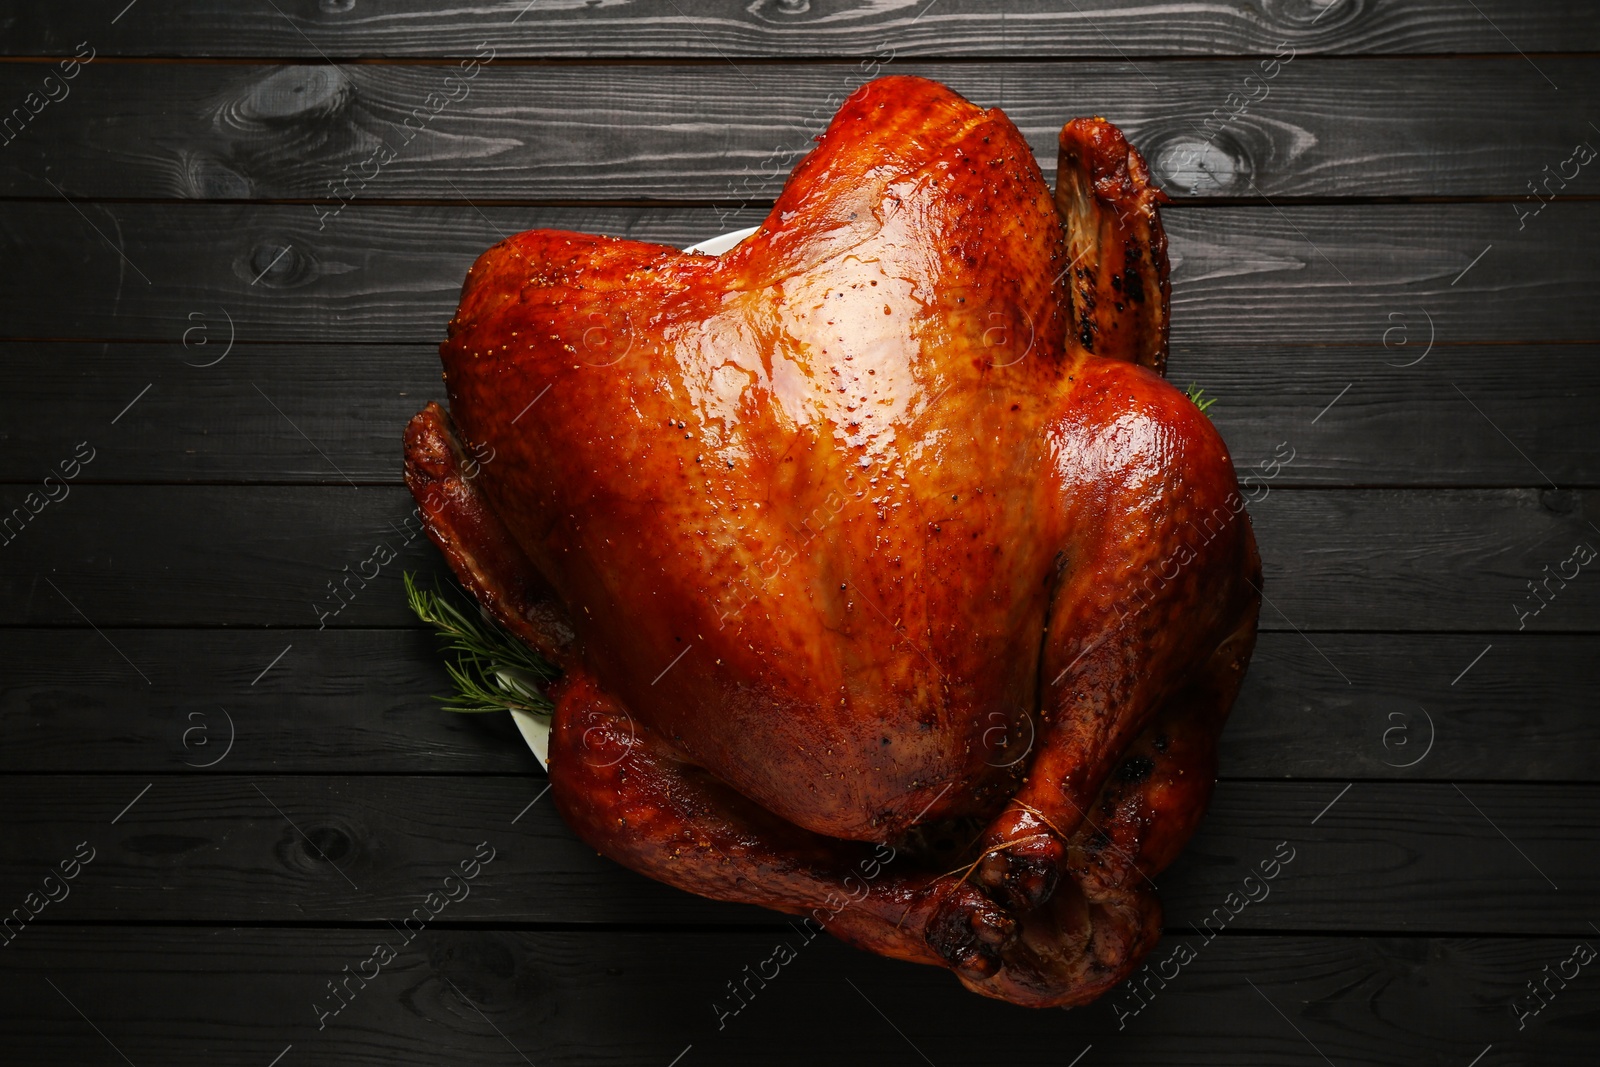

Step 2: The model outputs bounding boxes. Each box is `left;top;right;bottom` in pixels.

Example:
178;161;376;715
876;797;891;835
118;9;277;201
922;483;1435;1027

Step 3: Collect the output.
404;75;1260;1008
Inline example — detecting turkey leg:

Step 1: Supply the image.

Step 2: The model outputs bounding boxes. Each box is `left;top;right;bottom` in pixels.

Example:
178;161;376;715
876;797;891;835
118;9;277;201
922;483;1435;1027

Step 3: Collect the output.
924;357;1261;1000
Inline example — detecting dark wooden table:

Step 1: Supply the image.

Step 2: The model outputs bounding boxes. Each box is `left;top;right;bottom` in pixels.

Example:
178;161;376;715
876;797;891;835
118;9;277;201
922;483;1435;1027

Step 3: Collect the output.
2;2;1597;1064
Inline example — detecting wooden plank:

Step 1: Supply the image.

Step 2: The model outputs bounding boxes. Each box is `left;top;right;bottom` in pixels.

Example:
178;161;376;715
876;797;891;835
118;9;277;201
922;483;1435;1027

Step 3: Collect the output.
0;486;1593;631
0;343;436;485
1176;343;1600;488
4;0;1597;57
3;59;1596;200
0;776;1591;931
1223;634;1599;782
0;203;758;344
0;486;455;629
1;928;1592;1065
2;631;1594;780
0;628;539;774
1242;487;1600;635
2;202;1594;344
5;341;1596;487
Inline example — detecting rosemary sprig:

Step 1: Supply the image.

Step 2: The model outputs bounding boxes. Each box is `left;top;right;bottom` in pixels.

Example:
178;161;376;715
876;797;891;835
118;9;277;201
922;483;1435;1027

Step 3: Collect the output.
1184;383;1217;416
404;572;558;715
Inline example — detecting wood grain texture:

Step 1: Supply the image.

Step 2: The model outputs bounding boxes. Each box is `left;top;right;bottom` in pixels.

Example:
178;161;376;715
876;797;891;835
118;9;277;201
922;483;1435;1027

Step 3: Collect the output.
0;776;1591;931
2;928;1595;1065
3;631;1594;779
2;59;1595;200
4;342;1595;487
0;202;760;343
0;486;455;629
1175;343;1600;488
0;628;531;774
1;6;1595;1060
1;485;1593;631
0;342;434;485
2;202;1593;344
2;0;1596;57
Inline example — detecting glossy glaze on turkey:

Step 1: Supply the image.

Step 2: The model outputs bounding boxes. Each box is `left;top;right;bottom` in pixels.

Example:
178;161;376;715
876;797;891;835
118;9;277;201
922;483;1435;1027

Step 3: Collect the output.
404;75;1261;1008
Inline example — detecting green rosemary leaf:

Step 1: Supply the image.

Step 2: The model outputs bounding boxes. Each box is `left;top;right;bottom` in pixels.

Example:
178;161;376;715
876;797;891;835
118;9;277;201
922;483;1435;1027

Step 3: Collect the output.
1184;383;1217;416
404;572;558;716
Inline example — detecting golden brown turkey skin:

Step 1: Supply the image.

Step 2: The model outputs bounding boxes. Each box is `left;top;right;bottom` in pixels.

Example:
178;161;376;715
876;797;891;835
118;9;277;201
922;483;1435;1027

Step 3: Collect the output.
1057;117;1172;373
405;75;1260;1008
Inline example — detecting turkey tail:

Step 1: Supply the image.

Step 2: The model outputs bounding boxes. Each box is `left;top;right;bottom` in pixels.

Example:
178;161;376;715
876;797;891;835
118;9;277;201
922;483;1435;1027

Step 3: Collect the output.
1054;118;1171;375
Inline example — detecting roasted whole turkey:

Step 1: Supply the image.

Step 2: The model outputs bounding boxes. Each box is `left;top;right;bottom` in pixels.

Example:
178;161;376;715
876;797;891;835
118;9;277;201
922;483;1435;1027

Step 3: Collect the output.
404;75;1261;1008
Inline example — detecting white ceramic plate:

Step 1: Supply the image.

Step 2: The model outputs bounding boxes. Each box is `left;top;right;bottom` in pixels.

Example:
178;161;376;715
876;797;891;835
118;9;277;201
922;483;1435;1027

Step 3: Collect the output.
686;225;759;255
510;705;551;769
508;225;759;769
